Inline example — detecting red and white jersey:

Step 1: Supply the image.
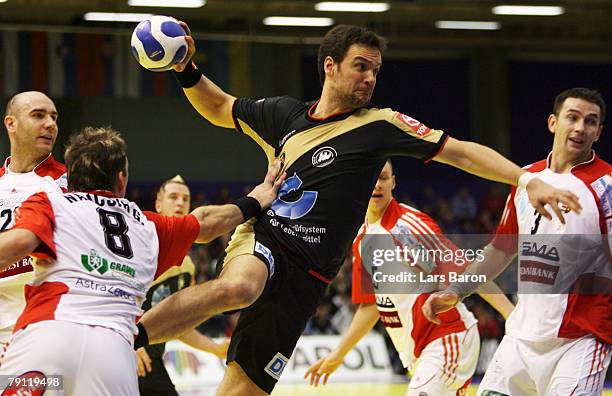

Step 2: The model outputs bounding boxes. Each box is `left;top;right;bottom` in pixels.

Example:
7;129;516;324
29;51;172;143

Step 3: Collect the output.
492;152;611;343
352;199;477;369
0;155;66;343
11;190;199;343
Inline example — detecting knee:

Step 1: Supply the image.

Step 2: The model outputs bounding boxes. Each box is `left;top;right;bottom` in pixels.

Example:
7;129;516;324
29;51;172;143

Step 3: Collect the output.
215;277;263;309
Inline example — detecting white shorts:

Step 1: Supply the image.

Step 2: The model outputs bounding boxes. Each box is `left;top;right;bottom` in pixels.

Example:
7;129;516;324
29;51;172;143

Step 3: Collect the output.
0;320;138;396
407;325;479;396
478;334;611;396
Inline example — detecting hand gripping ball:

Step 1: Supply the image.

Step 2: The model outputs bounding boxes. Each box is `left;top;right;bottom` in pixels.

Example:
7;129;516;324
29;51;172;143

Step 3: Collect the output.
131;15;188;71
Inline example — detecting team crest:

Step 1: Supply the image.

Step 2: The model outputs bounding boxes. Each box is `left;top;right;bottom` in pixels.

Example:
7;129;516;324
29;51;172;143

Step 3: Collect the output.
311;146;337;167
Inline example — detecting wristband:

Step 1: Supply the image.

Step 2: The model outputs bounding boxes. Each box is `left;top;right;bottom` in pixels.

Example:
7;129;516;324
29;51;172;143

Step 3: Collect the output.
232;196;261;220
518;172;536;189
134;322;149;350
446;271;482;300
173;61;202;88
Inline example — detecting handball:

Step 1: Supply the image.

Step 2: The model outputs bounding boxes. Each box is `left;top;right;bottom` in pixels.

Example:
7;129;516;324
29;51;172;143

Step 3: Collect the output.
131;15;188;71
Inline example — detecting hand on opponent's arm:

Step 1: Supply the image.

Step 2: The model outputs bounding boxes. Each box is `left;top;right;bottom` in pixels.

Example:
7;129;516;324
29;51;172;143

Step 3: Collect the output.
434;137;581;224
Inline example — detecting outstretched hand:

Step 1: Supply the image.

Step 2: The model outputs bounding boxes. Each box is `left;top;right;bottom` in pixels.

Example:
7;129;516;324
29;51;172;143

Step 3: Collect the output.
248;159;286;210
525;178;581;224
304;350;343;387
422;291;460;325
173;20;196;72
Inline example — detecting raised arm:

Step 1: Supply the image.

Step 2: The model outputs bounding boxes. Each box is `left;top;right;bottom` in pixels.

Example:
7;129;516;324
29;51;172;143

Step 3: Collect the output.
433;137;581;223
172;22;236;128
304;303;379;386
0;229;41;270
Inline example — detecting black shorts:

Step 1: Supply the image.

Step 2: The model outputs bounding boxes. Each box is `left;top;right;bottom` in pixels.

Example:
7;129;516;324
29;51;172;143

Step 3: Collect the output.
138;344;179;396
222;236;328;394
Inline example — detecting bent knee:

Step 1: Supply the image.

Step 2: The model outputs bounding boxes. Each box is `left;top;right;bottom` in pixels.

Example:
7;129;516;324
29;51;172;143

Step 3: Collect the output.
215;278;264;308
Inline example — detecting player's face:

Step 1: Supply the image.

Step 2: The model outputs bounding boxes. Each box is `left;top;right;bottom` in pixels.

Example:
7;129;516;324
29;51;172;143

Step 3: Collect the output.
369;162;395;211
157;182;191;217
6;93;58;157
548;97;602;161
331;44;381;108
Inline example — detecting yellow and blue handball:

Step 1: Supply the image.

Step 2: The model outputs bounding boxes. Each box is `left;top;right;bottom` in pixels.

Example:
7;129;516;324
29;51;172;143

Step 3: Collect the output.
131;15;188;71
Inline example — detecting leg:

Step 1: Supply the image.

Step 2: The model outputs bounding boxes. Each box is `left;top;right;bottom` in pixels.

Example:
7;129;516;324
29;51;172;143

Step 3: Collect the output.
546;336;611;396
477;335;537;396
140;254;268;344
215;362;269;396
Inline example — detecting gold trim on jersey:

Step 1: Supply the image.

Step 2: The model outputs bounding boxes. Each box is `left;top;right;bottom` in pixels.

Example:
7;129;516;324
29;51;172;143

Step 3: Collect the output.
278;108;444;171
237;119;276;162
222;218;257;269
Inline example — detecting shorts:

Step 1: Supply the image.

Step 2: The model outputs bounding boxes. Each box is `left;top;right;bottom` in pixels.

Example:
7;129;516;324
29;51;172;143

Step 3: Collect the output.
138;343;178;396
222;222;329;394
478;334;611;396
0;320;138;396
407;325;479;396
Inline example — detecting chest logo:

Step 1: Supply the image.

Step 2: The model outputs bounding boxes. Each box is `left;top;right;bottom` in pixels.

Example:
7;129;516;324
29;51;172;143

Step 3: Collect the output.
312;146;337;168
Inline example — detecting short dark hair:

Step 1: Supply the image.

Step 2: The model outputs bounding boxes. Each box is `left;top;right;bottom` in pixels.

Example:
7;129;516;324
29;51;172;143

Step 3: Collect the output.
553;88;606;124
65;126;127;192
317;25;387;86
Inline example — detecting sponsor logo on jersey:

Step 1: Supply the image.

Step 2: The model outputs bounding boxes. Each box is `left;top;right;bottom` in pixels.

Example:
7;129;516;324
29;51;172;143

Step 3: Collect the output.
75;277;136;302
375;295;395;308
264;352;289;380
591;175;611;219
279;129;299;147
396;113;431;136
378;310;403;328
519;260;560;285
255;241;275;278
311;146;337;168
520;242;560;261
81;249;138;277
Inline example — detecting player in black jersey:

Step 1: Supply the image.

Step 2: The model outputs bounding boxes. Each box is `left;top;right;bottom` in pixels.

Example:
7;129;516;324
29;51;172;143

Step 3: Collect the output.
136;24;582;395
137;175;229;396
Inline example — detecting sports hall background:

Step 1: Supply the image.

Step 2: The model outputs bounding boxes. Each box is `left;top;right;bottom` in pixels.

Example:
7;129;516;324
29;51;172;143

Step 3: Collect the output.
0;0;611;394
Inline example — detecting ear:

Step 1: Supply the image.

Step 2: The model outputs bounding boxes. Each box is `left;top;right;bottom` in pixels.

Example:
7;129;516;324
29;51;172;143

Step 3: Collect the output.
4;115;16;136
547;114;557;134
391;174;396;191
155;198;162;213
115;170;128;198
594;124;602;142
324;56;336;77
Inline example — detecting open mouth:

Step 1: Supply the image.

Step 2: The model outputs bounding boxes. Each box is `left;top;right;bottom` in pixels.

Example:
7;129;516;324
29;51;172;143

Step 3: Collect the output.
371;193;383;198
568;137;584;145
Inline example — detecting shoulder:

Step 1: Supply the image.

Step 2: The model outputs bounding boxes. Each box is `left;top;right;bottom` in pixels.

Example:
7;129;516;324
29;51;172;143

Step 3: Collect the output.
523;158;548;173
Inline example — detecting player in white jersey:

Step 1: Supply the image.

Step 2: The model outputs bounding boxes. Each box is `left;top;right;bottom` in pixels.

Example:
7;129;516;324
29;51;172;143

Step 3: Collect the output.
305;160;515;396
423;88;611;396
0;126;283;396
0;91;67;347
137;175;229;395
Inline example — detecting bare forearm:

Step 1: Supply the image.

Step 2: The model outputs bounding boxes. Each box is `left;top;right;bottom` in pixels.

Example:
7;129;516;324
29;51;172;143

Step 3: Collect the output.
335;304;379;357
178;329;221;354
477;281;515;320
183;76;236;128
435;139;523;185
468;243;516;281
191;205;244;243
0;229;40;269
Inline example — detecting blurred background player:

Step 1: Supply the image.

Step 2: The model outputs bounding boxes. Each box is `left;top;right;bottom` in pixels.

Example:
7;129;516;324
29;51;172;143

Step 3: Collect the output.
0;126;282;395
0;91;66;347
423;87;611;395
305;160;514;395
137;174;229;395
136;23;580;396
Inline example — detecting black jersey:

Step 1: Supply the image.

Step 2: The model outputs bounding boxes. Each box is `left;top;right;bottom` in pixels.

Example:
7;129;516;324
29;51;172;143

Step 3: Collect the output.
232;96;447;280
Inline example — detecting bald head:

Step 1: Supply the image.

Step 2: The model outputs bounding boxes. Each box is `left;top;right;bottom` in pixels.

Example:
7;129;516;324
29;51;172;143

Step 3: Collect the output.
5;91;55;117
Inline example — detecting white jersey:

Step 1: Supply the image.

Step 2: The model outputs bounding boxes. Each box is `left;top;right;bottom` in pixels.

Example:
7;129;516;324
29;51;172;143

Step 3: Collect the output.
492;152;611;343
0;155;66;343
352;199;477;369
11;190;199;343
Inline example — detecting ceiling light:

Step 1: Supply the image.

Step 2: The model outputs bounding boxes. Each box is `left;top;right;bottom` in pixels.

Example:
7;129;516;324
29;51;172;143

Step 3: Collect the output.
315;2;390;12
435;20;501;30
492;5;564;16
0;0;8;3
128;0;205;8
263;17;335;27
84;12;153;22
